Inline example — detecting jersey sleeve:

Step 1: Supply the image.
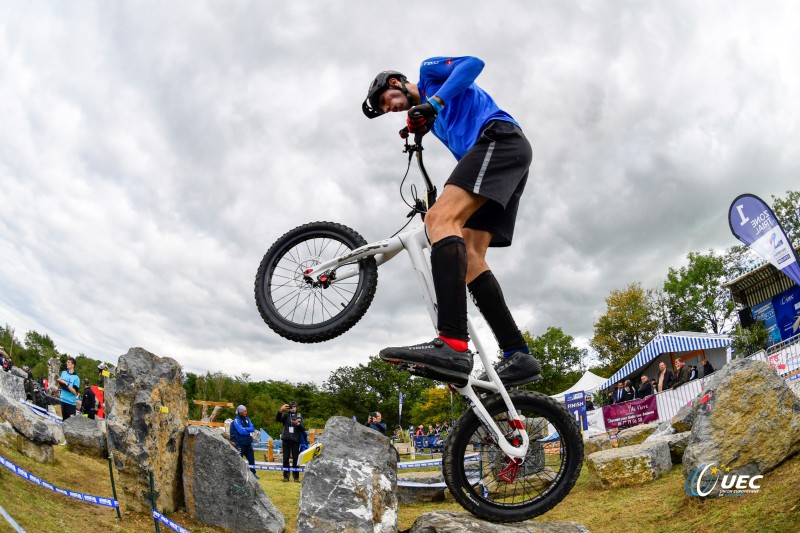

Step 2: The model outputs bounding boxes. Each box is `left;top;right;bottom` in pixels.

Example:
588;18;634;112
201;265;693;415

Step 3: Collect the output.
420;56;485;105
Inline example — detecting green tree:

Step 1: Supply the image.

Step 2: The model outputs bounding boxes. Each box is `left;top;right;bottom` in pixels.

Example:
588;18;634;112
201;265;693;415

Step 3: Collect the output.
590;283;658;372
406;387;464;427
523;328;585;396
730;321;772;357
771;190;800;248
662;250;734;334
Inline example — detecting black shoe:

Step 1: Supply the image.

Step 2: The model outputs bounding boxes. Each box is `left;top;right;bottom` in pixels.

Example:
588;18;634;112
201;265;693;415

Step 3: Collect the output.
380;338;473;386
282;478;290;482
477;351;542;386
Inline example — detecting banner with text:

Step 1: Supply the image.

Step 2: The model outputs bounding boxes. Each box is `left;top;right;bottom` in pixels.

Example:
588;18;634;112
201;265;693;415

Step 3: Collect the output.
729;194;800;286
564;391;588;430
602;395;659;429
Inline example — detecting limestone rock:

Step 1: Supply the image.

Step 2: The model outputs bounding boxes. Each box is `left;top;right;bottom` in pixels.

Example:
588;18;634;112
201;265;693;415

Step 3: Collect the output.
182;425;284;533
671;403;696;433
650;432;691;465
682;359;800;497
47;357;61;395
105;347;188;513
0;420;17;446
398;471;446;504
0;369;25;402
586;440;672;488
788;379;800;400
298;416;398;533
15;436;55;464
403;511;591;532
0;394;63;444
616;422;659;447
63;416;108;457
583;433;615;457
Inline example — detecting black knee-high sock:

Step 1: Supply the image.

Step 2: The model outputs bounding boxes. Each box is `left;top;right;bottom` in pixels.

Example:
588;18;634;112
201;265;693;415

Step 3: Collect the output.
431;236;469;342
468;270;527;353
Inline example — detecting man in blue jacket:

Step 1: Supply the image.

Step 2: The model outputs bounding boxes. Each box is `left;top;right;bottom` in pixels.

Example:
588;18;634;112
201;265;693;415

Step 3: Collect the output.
230;405;258;478
363;56;541;388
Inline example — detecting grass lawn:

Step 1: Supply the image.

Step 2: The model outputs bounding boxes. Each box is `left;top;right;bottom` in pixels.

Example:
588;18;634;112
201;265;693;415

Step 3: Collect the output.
2;442;799;532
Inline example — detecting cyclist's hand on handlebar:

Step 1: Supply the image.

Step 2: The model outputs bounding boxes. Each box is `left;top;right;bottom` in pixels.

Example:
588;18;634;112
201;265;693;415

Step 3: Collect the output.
406;102;437;136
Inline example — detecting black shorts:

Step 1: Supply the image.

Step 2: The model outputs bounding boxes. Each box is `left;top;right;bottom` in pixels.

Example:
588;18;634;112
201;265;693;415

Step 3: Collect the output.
446;120;532;247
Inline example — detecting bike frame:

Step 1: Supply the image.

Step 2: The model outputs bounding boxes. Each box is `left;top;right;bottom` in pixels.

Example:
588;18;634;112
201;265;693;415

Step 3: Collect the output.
301;145;530;462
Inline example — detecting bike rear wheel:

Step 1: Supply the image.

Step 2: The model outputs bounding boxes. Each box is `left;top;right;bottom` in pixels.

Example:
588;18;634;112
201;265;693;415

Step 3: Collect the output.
254;221;378;343
443;390;583;522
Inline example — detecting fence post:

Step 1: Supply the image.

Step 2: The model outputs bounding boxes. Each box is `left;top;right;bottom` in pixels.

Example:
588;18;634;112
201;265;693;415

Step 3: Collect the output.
148;470;161;533
268;438;274;462
107;457;122;520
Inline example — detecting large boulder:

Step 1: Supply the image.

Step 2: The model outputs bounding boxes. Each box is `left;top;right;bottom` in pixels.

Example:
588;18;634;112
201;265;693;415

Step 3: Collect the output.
182;425;284;533
0;394;64;444
0;420;17;446
671;403;696;433
0;369;25;402
649;432;691;465
583;433;615;457
298;416;398;533
586;440;672;488
105;347;188;513
682;359;800;496
402;511;591;532
397;471;446;504
63;416;108;457
15;436;55;464
616;422;660;447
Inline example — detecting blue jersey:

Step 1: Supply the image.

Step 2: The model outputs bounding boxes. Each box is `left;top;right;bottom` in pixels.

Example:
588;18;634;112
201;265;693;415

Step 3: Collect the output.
417;56;518;160
59;370;81;406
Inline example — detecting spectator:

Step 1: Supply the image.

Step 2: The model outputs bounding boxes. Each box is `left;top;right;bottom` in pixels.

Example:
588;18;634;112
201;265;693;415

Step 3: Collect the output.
611;381;626;404
673;360;690;389
276;401;305;483
637;374;653;398
80;381;97;419
56;357;80;421
365;411;387;434
230;405;258;478
702;358;714;377
427;424;435;436
688;365;698;381
414;424;425;437
656;361;675;393
22;365;33;380
622;380;635;402
434;421;442;435
585;396;595;411
441;422;450;437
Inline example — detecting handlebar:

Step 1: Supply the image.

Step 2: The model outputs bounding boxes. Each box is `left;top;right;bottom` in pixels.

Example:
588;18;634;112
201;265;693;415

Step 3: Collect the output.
401;132;437;213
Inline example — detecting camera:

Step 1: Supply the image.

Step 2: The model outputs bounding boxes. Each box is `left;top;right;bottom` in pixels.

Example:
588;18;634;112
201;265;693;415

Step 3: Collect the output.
369;412;377;418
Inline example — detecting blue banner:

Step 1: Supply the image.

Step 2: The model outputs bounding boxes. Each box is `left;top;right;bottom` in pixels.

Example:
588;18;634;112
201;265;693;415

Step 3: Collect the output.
751;299;782;344
153;511;192;533
564;391;588;430
729;194;800;286
772;286;800;341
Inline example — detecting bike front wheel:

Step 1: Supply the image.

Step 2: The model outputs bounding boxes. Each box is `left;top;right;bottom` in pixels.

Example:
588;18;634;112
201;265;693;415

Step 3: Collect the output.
254;221;378;343
443;390;583;522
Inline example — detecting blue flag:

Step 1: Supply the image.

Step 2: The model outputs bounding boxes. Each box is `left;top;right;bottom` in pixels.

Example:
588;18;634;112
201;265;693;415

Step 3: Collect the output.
729;194;800;286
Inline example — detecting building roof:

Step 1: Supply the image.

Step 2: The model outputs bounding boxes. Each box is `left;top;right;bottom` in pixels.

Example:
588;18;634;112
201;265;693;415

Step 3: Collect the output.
725;245;800;307
600;331;731;390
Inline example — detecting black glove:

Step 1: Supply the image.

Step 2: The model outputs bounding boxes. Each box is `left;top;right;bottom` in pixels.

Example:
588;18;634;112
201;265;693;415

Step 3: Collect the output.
406;102;437;136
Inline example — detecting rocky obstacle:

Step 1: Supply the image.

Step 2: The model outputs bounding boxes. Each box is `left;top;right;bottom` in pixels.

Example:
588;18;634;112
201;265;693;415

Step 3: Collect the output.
649;431;691;465
682;358;800;497
586;440;672;488
397;471;446;503
616;422;659;446
0;396;63;463
105;347;188;513
402;510;591;532
297;416;398;533
0;369;25;402
182;425;284;533
63;416;108;457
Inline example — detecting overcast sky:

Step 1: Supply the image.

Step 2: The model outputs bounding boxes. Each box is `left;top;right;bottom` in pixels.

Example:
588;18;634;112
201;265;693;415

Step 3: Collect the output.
1;2;799;385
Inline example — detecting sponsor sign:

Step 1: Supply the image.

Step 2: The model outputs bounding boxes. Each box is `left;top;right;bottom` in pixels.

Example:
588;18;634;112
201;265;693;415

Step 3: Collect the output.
564;391;588;430
686;462;763;497
602;395;659;429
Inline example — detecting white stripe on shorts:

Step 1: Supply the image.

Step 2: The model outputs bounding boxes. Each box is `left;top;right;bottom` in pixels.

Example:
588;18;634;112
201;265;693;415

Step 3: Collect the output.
472;141;495;194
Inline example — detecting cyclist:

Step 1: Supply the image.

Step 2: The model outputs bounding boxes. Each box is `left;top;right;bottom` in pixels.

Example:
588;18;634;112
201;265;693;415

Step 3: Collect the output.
363;56;541;387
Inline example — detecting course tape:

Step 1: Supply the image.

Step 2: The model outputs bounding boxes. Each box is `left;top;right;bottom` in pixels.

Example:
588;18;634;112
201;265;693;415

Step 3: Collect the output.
0;453;118;509
252;454;480;472
22;401;62;425
153;511;192;533
0;503;26;533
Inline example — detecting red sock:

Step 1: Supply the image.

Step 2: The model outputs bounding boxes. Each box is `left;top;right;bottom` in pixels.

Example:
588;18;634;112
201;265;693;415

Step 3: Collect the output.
439;335;468;352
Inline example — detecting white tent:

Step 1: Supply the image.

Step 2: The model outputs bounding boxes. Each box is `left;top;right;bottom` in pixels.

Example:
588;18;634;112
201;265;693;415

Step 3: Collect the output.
550;370;607;402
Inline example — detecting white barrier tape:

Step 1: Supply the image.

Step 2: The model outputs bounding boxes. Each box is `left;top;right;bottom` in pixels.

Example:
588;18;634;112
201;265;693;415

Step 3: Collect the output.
0;454;118;509
153;511;192;533
0;504;26;533
22;401;62;425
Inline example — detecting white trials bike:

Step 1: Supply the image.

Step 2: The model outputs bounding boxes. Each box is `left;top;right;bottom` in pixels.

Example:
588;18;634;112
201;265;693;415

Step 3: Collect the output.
254;136;582;522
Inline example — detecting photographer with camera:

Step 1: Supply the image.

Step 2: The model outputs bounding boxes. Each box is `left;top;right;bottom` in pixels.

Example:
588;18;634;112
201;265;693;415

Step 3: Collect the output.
276;401;305;482
364;411;387;435
56;356;80;421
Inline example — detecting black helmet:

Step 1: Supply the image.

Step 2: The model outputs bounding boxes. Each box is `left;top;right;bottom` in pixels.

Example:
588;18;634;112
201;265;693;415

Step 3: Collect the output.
362;70;412;119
